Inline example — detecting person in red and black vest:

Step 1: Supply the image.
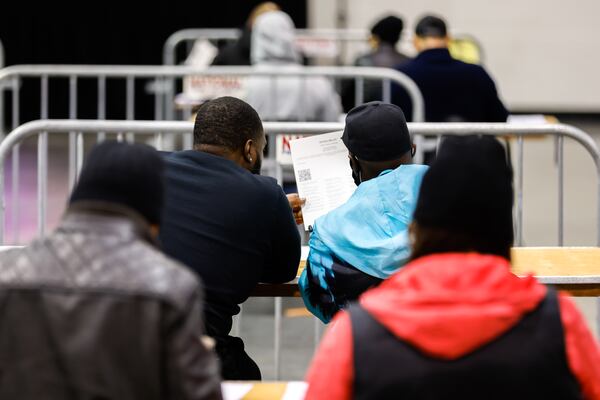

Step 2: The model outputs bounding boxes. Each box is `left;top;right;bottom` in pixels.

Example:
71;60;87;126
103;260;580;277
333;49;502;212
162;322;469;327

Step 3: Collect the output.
305;135;600;400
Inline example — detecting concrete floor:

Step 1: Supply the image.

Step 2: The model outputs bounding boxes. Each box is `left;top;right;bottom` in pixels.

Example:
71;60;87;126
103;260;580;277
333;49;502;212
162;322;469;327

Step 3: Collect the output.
2;117;599;381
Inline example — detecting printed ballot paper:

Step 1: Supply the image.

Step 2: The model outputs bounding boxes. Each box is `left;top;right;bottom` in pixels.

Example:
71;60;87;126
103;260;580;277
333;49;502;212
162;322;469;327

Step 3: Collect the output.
290;132;356;231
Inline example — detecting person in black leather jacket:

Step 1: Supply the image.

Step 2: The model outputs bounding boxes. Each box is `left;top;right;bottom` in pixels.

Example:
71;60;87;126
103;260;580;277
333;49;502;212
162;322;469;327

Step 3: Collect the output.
0;141;222;400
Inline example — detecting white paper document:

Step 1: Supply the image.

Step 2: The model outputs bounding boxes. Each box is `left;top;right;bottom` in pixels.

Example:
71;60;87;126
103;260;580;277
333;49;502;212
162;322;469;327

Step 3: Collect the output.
290;132;356;231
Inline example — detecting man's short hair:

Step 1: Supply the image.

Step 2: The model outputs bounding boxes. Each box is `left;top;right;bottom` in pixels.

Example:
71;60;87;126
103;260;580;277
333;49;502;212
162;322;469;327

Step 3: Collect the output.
371;15;404;45
415;15;447;38
193;97;263;150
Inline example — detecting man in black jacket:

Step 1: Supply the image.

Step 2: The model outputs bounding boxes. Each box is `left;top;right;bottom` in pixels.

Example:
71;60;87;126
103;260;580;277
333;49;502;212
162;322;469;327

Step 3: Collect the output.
0;142;222;400
160;96;301;380
393;15;508;123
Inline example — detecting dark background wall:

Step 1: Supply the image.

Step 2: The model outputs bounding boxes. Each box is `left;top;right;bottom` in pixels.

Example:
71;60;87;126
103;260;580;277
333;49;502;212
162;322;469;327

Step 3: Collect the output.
0;1;307;122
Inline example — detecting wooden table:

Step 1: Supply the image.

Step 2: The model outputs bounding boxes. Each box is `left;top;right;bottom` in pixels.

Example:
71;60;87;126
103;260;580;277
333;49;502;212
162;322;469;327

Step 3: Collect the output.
253;247;600;297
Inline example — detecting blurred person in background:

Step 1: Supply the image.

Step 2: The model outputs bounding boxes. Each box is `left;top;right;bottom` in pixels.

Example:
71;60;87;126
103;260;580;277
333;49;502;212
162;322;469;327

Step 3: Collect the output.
355;15;411;68
211;2;280;66
393;15;508;123
343;15;411;112
245;10;342;122
305;136;600;400
0;142;222;400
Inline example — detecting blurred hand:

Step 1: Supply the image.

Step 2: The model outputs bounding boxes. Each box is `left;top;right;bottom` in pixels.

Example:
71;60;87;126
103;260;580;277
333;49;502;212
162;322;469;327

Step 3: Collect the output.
287;193;306;225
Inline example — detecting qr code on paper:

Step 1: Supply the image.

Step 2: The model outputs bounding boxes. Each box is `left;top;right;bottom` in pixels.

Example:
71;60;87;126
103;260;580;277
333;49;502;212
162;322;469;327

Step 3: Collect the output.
297;168;312;182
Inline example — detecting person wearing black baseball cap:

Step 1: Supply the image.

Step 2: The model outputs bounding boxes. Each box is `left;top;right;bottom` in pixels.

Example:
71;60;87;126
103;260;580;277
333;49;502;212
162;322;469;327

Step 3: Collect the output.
305;135;600;400
299;101;429;323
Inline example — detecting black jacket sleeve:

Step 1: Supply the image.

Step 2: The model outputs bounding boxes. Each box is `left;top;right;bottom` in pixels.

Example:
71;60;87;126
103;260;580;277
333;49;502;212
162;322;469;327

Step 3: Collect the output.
260;186;301;283
480;68;509;122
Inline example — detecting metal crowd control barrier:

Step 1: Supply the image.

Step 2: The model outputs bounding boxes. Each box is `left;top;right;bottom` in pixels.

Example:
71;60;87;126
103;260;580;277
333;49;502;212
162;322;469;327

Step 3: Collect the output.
0;39;5;137
0;120;597;246
1;120;600;379
163;28;369;67
0;64;425;225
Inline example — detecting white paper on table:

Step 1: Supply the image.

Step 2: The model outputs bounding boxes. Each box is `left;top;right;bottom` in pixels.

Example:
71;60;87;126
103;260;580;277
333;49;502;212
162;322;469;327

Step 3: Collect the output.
282;382;309;400
221;383;253;400
290;131;356;231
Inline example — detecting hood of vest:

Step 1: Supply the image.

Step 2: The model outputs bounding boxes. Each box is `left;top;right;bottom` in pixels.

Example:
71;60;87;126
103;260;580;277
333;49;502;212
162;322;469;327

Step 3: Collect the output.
360;252;547;359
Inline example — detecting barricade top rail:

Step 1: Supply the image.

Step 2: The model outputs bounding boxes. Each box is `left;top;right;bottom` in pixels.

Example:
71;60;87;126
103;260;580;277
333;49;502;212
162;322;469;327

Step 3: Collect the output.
1;120;598;163
162;28;370;66
1;119;599;247
0;63;426;126
0;64;416;80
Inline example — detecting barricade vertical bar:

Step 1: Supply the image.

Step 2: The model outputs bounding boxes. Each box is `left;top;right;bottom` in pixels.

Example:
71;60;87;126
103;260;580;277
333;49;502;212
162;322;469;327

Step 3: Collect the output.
154;76;164;149
516;136;524;246
165;74;175;121
274;297;282;380
76;132;84;179
38;75;49;237
0;151;4;244
269;76;283;184
11;78;20;244
558;135;564;246
126;76;135;143
182;106;193;150
301;76;307;122
68;76;78;190
354;77;363;107
232;304;242;338
97;76;106;142
383;78;391;103
154;76;164;120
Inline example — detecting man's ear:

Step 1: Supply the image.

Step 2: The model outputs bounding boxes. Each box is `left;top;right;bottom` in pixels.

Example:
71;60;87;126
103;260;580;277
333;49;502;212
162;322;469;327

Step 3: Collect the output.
243;139;254;163
150;224;160;239
413;36;422;51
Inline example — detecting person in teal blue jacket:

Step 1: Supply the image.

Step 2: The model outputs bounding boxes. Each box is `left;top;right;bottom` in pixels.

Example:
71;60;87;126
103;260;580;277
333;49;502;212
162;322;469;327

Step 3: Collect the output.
299;102;428;323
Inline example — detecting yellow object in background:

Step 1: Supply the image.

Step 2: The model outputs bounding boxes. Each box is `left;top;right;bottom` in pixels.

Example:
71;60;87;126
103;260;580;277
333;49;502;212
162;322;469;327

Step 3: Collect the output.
449;36;482;64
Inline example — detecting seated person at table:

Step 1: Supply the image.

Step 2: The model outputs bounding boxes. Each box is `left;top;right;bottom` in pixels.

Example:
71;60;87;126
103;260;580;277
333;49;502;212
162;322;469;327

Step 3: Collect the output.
305;136;600;400
159;97;301;380
299;102;428;323
0;142;222;399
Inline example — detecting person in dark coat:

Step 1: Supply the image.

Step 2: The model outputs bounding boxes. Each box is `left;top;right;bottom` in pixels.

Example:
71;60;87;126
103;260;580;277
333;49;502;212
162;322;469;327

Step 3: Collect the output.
159;97;302;381
355;15;411;68
342;15;411;112
392;15;508;123
0;142;222;400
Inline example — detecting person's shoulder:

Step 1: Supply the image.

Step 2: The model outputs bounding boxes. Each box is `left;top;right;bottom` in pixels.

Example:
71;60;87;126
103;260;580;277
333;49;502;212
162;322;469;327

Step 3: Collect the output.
0;246;34;284
115;241;202;310
251;174;284;197
354;53;374;67
452;59;493;78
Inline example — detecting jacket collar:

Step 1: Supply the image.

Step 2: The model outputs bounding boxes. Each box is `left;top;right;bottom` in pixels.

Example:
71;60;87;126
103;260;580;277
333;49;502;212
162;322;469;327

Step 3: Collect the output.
60;201;158;246
416;47;453;63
